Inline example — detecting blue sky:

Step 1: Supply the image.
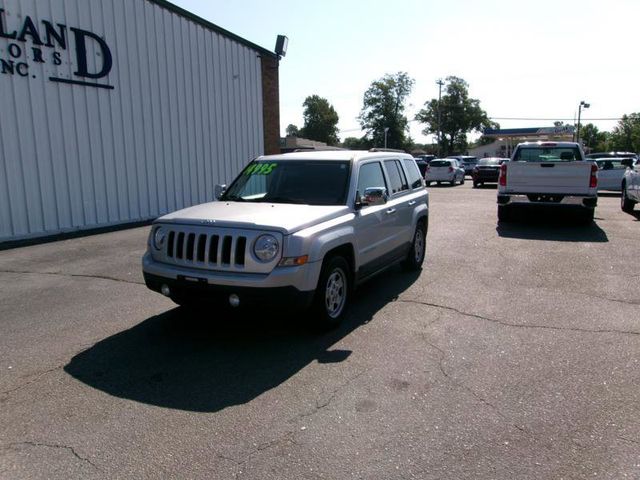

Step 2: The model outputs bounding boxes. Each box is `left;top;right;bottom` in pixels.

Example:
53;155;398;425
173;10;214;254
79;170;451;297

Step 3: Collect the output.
171;0;640;144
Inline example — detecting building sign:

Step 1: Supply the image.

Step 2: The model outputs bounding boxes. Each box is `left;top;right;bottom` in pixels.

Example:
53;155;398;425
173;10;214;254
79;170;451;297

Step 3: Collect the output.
0;8;114;89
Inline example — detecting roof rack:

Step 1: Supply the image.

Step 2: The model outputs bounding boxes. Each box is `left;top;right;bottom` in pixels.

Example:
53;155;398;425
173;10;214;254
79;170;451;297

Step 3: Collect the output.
368;148;406;153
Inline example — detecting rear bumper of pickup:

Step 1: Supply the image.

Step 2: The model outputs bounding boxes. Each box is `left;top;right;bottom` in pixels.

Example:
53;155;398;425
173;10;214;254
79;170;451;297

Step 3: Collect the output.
497;193;597;208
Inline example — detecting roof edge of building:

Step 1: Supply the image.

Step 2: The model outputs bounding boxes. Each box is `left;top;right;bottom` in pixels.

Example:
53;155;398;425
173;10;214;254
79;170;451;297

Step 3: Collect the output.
146;0;278;58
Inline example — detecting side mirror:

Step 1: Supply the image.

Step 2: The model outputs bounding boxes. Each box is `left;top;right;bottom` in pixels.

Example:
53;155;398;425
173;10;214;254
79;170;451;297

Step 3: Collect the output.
214;184;227;200
362;187;388;207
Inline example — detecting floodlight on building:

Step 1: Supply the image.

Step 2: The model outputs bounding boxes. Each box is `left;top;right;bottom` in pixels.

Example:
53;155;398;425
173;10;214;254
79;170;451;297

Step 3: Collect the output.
275;35;288;58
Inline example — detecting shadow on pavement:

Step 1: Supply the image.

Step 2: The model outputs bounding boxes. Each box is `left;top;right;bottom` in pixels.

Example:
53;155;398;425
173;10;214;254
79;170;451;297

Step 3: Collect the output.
496;208;609;242
64;268;421;412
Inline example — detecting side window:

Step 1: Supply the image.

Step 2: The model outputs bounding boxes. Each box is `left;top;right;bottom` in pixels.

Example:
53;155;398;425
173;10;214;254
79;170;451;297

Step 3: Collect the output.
384;160;409;195
402;159;423;189
357;162;387;198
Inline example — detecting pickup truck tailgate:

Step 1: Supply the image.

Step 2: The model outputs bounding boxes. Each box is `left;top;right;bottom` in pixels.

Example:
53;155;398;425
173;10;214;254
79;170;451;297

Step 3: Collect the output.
505;162;594;194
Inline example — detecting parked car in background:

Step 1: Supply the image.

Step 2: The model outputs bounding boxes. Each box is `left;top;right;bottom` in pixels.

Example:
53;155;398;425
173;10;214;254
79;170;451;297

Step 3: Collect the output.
415;159;429;178
415;154;436;163
621;159;640;213
586;151;638;162
594;158;636;191
447;155;478;175
426;159;465;186
472;157;508;187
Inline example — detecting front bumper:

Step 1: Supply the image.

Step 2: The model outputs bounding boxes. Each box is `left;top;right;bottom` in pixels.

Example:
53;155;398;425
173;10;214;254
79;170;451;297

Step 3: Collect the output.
142;252;321;308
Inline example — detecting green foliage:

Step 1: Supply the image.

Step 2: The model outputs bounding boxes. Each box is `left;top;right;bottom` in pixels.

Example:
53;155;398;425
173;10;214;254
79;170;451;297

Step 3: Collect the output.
286;124;300;137
607;113;640;152
342;136;372;150
358;72;415;150
415;76;493;156
299;95;340;145
579;123;608;151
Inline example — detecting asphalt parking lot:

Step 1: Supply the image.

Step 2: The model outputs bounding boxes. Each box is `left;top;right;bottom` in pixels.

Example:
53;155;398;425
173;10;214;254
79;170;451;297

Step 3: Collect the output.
1;184;639;479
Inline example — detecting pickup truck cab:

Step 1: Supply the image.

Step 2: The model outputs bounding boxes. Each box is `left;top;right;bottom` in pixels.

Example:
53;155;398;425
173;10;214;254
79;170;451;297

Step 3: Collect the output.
497;141;598;223
142;150;429;327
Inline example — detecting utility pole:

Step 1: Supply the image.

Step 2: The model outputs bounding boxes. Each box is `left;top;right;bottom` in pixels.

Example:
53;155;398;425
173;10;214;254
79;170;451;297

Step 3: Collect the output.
436;79;444;157
576;100;590;145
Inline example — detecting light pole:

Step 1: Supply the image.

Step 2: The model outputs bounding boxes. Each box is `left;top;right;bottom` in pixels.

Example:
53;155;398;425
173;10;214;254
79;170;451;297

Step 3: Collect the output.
576;100;590;144
436;79;444;156
384;127;389;148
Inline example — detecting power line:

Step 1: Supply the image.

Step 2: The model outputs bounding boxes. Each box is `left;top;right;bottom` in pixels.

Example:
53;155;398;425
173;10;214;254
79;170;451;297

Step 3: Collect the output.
489;117;621;121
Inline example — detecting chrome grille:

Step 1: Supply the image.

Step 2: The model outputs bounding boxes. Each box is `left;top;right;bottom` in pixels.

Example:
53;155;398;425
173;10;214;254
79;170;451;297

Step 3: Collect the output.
165;229;247;268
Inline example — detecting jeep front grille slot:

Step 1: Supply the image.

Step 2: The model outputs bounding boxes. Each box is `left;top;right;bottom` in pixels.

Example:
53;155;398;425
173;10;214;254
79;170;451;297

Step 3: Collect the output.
197;234;207;262
162;228;249;269
235;237;246;266
221;236;232;265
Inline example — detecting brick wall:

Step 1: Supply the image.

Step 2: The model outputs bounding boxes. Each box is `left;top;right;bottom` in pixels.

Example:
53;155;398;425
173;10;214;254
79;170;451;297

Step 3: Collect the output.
260;55;280;155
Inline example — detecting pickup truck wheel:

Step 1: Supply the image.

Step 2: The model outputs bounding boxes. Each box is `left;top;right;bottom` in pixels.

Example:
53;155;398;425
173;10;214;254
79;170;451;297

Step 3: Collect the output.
312;256;351;328
621;184;636;213
403;223;426;271
497;205;512;223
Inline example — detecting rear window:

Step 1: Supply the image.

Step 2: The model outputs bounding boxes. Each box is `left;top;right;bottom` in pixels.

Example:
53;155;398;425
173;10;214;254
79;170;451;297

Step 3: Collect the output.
514;147;582;162
430;160;450;167
596;159;633;170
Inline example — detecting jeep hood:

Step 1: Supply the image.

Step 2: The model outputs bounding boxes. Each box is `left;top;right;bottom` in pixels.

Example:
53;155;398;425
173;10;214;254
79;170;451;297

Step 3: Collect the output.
157;202;351;235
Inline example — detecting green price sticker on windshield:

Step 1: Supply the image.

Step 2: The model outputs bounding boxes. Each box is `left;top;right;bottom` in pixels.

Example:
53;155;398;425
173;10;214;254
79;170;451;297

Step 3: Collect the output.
245;163;277;176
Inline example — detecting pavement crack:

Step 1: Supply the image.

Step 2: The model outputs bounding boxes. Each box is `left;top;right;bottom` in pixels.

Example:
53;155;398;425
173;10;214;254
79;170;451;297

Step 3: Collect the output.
422;334;528;435
0;365;63;400
0;269;143;286
3;441;97;469
293;369;368;421
397;298;640;337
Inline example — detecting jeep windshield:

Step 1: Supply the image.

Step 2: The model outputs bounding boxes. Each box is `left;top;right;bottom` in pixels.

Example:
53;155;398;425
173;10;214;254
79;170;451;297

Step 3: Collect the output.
221;160;351;206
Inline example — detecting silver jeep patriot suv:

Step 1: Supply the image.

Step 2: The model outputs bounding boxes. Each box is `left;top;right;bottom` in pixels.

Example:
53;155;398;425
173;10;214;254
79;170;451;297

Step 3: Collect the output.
142;150;429;327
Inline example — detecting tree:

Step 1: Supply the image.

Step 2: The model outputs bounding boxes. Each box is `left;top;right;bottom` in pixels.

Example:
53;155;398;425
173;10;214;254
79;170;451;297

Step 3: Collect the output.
358;72;414;150
608;113;640;152
286;124;300;137
415;76;493;155
342;136;371;150
579;123;608;151
299;95;339;145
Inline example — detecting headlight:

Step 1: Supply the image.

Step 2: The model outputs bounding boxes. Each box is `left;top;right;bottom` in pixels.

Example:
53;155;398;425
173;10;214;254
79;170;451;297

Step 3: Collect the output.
153;226;166;250
253;234;279;262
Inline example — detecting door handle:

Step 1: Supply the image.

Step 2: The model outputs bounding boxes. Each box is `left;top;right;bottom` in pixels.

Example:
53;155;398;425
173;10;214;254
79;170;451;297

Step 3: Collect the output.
407;200;416;206
386;208;396;215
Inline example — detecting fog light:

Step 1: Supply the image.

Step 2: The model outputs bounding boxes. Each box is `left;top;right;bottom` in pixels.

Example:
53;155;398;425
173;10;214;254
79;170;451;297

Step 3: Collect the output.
161;284;171;297
229;294;240;308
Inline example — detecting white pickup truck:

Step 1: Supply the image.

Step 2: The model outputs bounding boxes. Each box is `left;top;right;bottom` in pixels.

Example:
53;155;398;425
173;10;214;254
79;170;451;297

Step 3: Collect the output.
497;141;598;223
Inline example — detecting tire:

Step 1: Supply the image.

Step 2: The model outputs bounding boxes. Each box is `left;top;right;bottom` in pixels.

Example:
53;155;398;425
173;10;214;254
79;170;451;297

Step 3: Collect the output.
312;256;351;328
621;183;636;213
497;205;512;222
473;182;479;188
402;222;427;271
450;179;456;186
460;176;465;185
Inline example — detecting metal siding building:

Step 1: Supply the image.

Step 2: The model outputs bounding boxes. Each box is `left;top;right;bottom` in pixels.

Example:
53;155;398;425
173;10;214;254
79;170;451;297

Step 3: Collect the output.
0;0;278;243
